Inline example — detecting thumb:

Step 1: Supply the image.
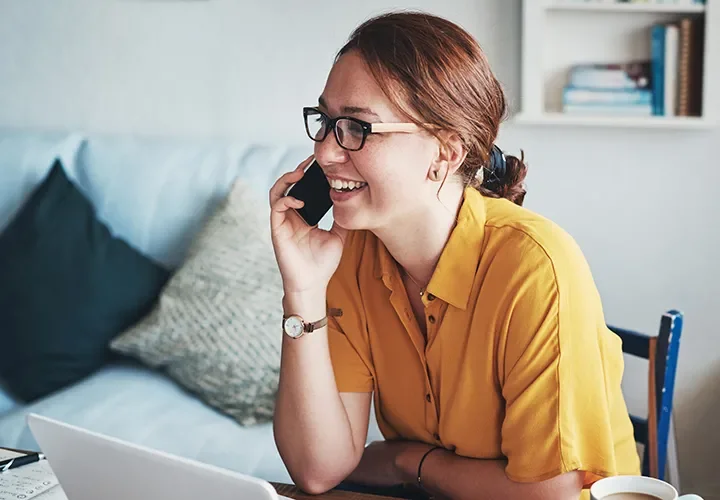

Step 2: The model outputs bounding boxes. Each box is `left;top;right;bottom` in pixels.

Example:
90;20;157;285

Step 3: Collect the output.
330;221;349;245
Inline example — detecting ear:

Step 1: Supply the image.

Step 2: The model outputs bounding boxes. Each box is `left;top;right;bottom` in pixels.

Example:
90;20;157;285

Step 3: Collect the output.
429;132;467;181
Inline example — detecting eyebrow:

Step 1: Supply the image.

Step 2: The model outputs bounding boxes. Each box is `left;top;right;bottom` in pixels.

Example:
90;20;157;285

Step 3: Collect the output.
318;96;380;119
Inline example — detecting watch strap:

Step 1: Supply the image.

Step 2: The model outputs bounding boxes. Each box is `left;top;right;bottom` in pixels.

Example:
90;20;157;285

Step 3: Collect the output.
305;316;327;333
282;308;343;334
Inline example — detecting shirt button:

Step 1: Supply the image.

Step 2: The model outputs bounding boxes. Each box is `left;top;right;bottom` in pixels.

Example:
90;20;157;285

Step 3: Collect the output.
428;315;436;324
427;293;436;301
425;393;432;403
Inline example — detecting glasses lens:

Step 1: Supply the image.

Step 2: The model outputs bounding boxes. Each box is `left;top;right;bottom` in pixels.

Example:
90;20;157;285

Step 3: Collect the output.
336;118;365;151
305;110;327;142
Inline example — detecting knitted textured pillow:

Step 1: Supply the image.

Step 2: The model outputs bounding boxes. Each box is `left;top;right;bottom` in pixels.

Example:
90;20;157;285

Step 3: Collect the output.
111;181;282;426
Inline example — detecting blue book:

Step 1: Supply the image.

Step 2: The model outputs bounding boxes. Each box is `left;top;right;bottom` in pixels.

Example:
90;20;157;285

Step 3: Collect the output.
651;24;666;116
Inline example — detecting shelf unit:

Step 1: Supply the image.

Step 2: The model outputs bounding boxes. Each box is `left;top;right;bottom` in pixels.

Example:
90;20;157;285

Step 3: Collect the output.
514;0;719;129
547;3;707;13
513;112;714;129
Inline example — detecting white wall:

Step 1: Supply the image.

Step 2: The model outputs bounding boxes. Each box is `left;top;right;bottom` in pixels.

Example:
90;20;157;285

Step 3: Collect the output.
1;0;718;497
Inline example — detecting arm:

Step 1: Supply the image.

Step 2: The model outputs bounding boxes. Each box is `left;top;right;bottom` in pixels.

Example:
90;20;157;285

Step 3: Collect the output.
273;290;373;495
346;441;582;500
396;443;583;500
269;164;374;495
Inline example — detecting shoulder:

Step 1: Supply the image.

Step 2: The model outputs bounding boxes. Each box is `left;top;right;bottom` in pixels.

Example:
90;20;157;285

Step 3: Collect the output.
326;230;380;347
330;229;375;280
482;197;595;293
327;229;378;303
484;199;609;373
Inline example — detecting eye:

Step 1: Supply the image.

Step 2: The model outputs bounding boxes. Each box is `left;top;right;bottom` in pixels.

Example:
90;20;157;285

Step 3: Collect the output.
345;120;364;137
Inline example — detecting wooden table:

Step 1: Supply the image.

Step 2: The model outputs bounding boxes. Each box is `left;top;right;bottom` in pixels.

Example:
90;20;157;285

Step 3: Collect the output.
272;482;397;499
1;448;393;499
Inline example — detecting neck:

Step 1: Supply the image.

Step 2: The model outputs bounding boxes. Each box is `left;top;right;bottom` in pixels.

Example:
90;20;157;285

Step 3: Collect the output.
373;183;465;288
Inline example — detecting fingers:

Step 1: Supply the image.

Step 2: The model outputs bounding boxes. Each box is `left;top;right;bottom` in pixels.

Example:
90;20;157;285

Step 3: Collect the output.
269;155;314;207
270;195;304;228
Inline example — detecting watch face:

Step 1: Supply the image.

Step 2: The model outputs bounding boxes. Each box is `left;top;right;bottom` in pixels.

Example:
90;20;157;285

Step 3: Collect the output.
283;316;305;338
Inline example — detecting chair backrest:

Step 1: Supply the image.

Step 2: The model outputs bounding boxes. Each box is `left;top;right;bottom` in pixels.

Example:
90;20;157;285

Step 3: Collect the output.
608;310;684;480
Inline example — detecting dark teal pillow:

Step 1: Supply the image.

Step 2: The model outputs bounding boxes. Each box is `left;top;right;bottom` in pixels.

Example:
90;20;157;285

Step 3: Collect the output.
0;159;170;401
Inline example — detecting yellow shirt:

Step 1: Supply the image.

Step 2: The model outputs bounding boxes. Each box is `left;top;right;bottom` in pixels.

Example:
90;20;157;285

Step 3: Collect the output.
326;187;641;497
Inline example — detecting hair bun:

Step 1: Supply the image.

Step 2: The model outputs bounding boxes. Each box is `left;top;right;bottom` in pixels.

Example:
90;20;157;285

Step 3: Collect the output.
481;149;528;206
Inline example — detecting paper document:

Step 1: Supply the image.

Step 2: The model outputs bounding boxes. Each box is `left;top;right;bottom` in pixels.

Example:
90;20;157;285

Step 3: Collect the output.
29;485;66;500
0;450;59;500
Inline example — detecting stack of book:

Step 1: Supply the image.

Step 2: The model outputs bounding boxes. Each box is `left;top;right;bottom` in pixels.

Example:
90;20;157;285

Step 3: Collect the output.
562;16;705;117
562;61;654;116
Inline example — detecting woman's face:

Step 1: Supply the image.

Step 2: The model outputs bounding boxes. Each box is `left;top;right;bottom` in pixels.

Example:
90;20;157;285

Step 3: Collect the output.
314;50;443;232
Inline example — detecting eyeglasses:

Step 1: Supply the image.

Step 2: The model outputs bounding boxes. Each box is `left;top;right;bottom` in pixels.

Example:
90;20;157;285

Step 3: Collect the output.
303;107;424;152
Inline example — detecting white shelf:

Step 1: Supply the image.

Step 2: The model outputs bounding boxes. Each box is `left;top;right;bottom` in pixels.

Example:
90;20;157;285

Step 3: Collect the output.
512;112;715;129
546;2;706;14
520;0;718;130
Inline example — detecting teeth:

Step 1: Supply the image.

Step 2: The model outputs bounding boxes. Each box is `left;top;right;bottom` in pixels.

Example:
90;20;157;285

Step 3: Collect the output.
331;179;366;191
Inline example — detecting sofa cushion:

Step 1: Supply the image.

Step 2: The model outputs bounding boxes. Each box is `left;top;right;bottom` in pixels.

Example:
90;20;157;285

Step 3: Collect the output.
0;130;84;235
110;180;283;426
75;137;311;269
0;160;170;402
0;362;293;483
0;362;385;483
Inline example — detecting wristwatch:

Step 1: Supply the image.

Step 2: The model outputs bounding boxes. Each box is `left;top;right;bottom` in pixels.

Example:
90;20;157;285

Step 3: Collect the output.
282;314;329;339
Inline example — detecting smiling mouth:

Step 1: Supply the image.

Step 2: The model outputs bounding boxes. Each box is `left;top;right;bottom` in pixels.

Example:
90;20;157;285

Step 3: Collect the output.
329;178;368;192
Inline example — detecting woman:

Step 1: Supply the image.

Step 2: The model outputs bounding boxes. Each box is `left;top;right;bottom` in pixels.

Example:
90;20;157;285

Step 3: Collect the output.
269;11;640;500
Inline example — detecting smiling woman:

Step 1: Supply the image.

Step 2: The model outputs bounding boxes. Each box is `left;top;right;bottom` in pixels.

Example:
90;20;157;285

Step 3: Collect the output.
269;11;640;500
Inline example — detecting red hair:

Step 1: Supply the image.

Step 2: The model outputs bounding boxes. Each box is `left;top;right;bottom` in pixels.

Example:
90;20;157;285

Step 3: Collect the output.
338;11;527;205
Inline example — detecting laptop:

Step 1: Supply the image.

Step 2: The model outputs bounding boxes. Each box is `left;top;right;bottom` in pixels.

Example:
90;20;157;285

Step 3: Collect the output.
27;413;293;500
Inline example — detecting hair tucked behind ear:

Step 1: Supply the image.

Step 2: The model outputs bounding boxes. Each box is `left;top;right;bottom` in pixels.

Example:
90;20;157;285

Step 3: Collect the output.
338;11;529;206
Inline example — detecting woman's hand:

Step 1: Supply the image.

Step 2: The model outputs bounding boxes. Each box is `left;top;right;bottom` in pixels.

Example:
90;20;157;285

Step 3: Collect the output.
345;440;437;488
269;155;347;294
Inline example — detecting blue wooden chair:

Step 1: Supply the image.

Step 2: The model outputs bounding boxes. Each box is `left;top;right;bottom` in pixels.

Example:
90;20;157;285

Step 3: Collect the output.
608;310;684;483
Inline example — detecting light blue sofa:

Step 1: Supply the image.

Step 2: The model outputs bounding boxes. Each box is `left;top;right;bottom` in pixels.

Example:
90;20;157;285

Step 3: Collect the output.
0;128;383;483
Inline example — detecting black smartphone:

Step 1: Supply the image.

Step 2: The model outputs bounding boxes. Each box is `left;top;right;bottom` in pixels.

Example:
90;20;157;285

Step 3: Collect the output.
285;160;333;226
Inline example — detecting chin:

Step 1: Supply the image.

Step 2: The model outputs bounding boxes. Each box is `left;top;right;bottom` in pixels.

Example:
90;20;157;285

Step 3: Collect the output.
331;208;370;231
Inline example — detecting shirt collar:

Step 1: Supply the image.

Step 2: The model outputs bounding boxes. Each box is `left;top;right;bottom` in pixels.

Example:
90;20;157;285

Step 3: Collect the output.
373;187;487;310
427;187;486;309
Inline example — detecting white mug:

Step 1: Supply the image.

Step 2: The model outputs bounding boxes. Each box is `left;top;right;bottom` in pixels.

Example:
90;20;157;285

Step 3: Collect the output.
590;475;703;500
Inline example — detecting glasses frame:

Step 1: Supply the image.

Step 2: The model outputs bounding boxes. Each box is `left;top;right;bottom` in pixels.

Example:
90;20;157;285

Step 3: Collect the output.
303;107;423;152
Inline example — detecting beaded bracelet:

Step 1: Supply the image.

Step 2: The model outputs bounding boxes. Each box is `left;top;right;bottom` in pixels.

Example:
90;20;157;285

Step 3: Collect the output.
416;446;443;489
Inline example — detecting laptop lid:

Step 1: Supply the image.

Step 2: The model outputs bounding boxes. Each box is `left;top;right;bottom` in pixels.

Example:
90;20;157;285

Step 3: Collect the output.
27;413;283;500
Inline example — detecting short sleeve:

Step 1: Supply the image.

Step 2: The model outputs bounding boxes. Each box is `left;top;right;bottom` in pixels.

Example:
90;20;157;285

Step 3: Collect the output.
327;315;373;393
499;231;640;486
326;231;374;394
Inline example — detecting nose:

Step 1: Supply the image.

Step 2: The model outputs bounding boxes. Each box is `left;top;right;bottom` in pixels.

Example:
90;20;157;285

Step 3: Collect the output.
314;129;349;168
